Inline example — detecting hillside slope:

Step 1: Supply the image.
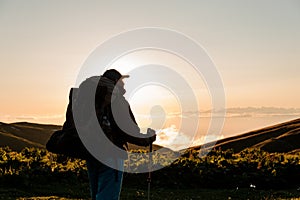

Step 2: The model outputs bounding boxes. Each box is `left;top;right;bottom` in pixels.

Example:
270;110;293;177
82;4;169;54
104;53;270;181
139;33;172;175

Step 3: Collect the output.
0;122;61;151
191;118;300;153
0;122;162;151
1;118;299;153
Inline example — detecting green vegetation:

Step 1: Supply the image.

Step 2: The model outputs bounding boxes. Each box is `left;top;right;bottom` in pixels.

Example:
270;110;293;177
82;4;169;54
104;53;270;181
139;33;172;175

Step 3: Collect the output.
0;147;299;199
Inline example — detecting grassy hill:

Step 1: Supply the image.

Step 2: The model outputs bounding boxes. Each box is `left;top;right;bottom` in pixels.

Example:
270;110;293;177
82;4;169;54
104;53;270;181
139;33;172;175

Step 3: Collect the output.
190;118;300;153
1;118;299;153
0;122;60;151
0;122;162;151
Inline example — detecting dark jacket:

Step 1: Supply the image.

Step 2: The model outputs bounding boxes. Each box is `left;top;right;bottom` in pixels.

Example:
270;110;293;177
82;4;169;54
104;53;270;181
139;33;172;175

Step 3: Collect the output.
76;76;152;152
107;95;151;150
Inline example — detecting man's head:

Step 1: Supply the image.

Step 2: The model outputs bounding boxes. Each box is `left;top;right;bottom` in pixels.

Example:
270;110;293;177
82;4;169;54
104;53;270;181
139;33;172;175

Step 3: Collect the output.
102;69;129;95
102;69;129;85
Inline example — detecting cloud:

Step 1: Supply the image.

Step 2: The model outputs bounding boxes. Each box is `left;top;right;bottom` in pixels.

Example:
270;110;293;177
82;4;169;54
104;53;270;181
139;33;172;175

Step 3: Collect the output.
224;107;300;118
0;114;64;125
154;125;192;151
15;116;37;120
164;107;300;118
154;125;224;151
136;106;300;120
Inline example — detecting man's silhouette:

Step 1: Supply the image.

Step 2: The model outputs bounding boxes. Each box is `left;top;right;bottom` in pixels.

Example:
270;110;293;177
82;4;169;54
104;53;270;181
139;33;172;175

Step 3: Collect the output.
79;69;156;200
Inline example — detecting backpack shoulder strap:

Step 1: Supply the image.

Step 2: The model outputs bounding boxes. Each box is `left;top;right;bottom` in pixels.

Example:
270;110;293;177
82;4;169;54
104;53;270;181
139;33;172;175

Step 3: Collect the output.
63;87;79;130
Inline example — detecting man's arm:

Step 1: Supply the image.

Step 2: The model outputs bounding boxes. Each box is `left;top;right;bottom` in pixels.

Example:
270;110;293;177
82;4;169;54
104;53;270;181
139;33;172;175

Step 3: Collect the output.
112;96;156;146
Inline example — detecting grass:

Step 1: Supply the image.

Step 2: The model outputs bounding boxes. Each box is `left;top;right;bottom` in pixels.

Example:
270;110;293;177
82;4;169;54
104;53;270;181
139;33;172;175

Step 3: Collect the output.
1;185;299;200
121;188;300;200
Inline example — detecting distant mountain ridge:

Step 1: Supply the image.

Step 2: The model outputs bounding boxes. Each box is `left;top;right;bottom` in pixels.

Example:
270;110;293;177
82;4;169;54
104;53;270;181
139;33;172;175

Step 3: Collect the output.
190;118;300;153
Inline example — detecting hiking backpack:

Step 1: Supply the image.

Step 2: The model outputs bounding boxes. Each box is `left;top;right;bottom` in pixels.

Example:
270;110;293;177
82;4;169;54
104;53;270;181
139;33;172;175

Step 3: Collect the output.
46;76;114;159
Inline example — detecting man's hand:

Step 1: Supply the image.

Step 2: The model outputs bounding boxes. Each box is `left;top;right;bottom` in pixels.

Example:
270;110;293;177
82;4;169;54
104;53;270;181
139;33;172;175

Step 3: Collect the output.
147;128;156;143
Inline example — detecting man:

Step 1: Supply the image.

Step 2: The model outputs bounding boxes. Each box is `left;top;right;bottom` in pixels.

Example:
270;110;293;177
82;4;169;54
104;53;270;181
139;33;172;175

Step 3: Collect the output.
82;69;156;200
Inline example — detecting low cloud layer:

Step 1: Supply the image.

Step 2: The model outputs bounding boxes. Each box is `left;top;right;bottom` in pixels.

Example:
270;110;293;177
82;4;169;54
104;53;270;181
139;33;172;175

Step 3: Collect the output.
222;107;300;118
166;107;300;118
0;114;64;125
154;125;224;151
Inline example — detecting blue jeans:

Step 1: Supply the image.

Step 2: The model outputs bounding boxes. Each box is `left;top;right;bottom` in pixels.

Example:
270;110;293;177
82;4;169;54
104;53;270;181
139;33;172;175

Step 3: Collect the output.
86;158;124;200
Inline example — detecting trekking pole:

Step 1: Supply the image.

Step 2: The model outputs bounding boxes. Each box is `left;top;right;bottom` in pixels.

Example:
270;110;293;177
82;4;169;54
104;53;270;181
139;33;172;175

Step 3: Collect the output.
147;142;153;200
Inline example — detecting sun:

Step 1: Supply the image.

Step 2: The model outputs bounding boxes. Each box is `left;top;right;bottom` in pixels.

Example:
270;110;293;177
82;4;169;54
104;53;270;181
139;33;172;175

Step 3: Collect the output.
126;84;181;132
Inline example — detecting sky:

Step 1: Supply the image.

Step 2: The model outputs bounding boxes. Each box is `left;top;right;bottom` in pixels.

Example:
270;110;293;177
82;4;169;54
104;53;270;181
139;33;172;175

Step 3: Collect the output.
0;1;300;149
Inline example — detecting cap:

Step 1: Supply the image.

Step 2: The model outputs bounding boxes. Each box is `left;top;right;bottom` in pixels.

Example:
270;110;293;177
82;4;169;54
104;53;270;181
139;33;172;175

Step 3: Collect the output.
102;69;129;83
